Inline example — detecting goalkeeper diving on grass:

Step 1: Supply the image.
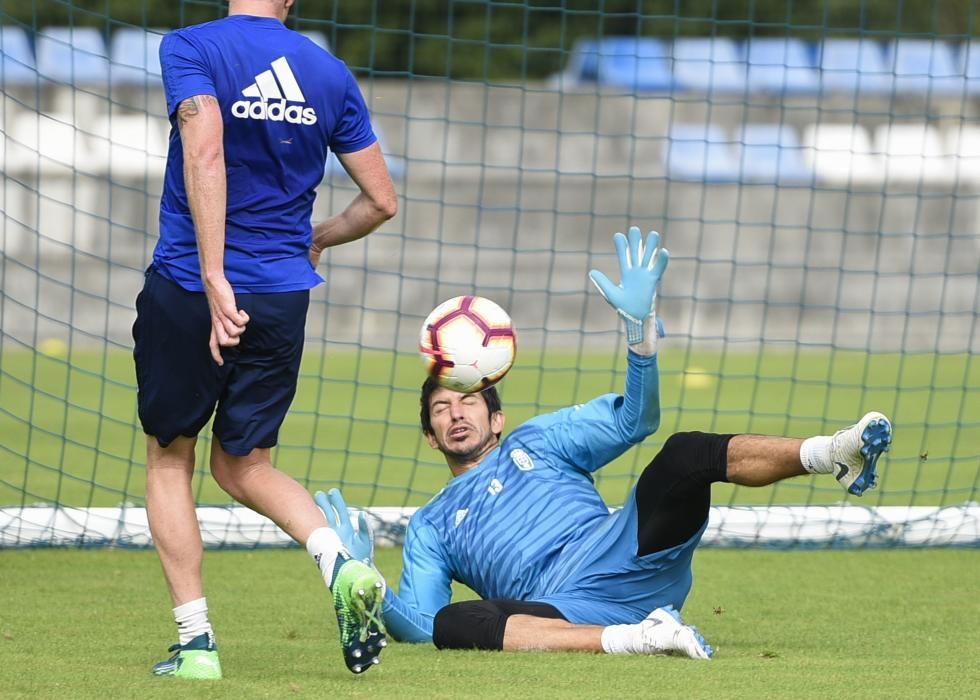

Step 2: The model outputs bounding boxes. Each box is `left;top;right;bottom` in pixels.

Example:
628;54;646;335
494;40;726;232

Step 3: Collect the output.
317;225;893;658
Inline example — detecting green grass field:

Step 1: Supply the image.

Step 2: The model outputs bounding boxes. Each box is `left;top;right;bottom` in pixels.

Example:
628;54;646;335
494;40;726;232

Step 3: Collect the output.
0;546;976;699
2;347;978;514
1;346;978;697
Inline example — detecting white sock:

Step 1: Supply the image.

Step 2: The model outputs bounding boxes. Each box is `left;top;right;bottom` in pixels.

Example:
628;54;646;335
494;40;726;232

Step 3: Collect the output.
306;526;348;589
800;435;833;474
174;597;213;646
600;623;641;655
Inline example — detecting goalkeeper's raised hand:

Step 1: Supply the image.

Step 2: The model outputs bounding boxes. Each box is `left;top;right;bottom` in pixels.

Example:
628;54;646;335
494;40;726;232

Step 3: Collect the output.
314;488;374;564
589;226;669;355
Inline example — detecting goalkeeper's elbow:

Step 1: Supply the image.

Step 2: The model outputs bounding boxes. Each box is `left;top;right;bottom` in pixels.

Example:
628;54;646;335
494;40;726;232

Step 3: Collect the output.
617;400;661;443
624;416;660;444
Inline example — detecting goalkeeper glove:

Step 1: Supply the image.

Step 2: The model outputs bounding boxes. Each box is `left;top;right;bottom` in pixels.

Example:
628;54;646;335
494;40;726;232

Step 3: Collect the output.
589;226;669;354
314;488;374;564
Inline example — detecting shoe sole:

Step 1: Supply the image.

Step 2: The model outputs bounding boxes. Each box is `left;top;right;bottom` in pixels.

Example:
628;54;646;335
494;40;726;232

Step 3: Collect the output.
153;651;222;680
339;576;387;674
848;415;892;496
349;575;385;636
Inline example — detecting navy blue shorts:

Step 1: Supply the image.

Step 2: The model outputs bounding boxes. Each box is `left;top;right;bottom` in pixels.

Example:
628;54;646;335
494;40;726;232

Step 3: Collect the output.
132;266;309;456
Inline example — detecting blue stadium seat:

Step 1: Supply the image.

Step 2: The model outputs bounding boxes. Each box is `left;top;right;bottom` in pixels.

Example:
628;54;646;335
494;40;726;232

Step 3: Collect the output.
745;38;819;94
595;37;672;91
109;28;164;85
873;122;953;185
945;125;980;181
672;37;747;94
889;39;964;96
560;37;672;90
664;124;740;182
0;26;37;85
563;38;600;83
736;124;813;184
964;41;980;94
36;26;109;85
300;30;331;53
801;123;881;184
326;125;404;181
818;39;892;94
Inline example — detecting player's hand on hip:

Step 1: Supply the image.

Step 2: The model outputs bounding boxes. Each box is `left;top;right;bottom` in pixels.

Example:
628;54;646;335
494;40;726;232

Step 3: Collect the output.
204;276;249;366
308;242;323;268
589;226;668;352
315;488;374;564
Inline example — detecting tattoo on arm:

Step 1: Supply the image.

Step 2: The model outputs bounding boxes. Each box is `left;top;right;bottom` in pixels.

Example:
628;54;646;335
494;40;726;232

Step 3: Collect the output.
177;95;218;129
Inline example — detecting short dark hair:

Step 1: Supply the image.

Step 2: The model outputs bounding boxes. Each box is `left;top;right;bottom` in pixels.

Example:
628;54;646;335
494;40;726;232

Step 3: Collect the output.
419;376;503;437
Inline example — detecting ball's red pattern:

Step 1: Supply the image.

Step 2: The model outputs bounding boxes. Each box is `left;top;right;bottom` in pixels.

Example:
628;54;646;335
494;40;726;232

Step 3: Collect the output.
419;296;516;393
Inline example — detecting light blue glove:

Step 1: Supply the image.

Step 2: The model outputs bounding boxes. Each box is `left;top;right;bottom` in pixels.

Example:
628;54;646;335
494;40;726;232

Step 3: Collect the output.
314;488;374;564
589;226;669;346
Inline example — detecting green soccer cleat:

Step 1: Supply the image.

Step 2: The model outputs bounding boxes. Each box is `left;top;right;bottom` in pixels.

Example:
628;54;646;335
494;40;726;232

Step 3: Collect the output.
151;632;222;680
330;556;387;674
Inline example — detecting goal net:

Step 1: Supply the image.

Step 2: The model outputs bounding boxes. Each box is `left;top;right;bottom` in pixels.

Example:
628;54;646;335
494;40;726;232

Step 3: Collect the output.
1;1;978;548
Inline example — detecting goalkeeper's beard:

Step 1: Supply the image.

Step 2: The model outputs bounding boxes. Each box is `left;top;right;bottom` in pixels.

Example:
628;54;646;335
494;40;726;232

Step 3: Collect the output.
439;431;499;468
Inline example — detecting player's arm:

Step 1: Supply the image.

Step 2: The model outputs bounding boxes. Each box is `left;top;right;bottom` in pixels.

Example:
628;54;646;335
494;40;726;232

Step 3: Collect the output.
309;71;397;266
315;489;450;643
540;354;662;473
537;226;669;472
381;518;453;643
309;143;396;265
160;30;248;366
177;94;249;366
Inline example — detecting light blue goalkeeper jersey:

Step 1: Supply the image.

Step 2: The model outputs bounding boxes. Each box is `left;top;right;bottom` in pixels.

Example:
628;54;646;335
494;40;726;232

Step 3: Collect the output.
383;351;704;643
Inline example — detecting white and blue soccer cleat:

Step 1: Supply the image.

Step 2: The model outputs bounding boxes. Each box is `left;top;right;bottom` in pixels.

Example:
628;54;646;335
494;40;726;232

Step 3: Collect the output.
830;411;893;496
640;606;713;660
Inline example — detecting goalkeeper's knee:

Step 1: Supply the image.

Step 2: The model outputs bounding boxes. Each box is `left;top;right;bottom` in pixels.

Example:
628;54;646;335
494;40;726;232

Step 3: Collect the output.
433;600;565;651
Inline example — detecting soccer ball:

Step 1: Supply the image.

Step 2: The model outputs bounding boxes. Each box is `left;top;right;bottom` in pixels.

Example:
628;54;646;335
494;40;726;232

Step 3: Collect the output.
419;295;517;393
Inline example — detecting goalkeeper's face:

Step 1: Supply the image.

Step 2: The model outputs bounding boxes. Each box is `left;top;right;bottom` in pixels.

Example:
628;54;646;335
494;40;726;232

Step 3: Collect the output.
424;387;506;471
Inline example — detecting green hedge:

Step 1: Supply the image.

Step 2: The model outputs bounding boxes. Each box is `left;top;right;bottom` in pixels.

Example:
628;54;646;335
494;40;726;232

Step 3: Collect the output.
2;0;976;80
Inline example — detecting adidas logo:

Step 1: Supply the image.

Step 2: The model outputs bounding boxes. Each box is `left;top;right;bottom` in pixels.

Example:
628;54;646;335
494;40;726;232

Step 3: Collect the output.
231;56;317;126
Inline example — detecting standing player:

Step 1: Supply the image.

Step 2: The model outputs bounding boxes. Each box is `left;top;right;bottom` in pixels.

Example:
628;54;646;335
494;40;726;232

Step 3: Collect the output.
318;225;892;657
133;0;397;679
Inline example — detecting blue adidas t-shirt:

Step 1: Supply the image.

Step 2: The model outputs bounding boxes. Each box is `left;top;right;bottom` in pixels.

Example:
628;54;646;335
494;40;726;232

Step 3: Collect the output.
156;14;377;292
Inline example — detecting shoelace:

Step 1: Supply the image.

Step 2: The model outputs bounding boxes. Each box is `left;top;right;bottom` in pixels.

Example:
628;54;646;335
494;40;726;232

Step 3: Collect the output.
358;596;386;642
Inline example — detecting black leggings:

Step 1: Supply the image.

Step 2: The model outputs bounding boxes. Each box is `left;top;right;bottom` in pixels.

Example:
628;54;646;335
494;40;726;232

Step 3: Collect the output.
635;431;733;556
433;599;566;650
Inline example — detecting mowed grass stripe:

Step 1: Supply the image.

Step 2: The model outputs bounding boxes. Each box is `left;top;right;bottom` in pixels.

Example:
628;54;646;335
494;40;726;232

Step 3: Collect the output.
1;348;977;509
0;547;976;698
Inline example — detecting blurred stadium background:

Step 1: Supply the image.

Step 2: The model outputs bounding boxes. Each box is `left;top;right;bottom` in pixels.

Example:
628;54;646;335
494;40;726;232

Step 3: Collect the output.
1;1;978;549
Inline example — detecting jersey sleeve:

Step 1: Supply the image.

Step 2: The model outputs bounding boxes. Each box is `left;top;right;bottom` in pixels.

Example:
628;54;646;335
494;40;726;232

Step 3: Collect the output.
381;515;452;644
159;31;217;119
328;70;378;154
538;350;662;474
381;588;435;644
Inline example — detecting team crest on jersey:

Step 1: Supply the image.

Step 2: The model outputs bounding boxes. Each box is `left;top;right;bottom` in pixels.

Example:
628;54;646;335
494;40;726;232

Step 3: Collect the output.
510;448;534;471
231;57;317;125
